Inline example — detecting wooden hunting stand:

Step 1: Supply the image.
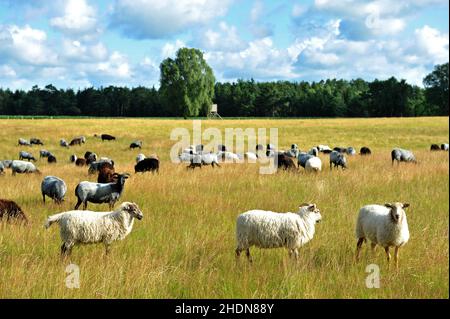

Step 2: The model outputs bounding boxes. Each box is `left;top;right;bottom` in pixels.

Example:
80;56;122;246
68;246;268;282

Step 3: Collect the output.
207;104;222;119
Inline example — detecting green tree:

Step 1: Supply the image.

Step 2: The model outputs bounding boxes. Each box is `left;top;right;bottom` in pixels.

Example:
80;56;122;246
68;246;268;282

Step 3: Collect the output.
159;48;215;117
423;62;449;115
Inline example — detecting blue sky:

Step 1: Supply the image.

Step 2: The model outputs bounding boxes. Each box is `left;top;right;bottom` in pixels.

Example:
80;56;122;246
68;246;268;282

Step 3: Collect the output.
0;0;448;90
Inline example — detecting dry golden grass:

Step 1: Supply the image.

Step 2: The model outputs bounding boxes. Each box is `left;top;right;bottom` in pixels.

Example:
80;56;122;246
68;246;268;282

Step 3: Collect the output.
0;117;448;298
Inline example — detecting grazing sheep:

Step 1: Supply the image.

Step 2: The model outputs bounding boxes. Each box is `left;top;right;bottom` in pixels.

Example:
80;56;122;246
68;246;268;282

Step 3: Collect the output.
391;148;416;165
308;147;319;157
355;202;410;269
40;149;51;158
19;151;36;161
41;176;67;204
60;139;69;148
329;151;347;170
441;144;449;151
100;134;116;141
430;144;440;151
135;157;160;173
0;199;28;223
243;152;258;162
277;153;297;170
136;153;146;163
30;138;44;145
297;152;314;168
333;147;346;153
305;157;322;173
74;173;130;210
317;145;332;154
75;158;87;166
130;140;142;149
186;153;220;169
360;147;372;156
69;154;77;163
235;203;322;262
45;202;143;257
69;137;84;146
218;151;240;162
97;164;116;183
18;138;31;146
346;147;356;156
11;160;40;175
47;154;57;164
88;159;114;174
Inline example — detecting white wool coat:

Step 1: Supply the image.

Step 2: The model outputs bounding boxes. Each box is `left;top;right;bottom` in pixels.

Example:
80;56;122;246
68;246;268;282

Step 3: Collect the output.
236;207;321;250
356;205;409;248
46;206;136;245
305;157;322;172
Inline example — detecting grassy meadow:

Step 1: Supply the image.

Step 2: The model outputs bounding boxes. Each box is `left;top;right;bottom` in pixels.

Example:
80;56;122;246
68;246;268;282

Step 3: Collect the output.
0;117;448;298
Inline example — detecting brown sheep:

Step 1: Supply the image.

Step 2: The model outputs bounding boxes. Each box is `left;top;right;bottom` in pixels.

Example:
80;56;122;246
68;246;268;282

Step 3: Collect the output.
75;158;87;166
277;153;297;171
97;162;116;183
0;199;28;224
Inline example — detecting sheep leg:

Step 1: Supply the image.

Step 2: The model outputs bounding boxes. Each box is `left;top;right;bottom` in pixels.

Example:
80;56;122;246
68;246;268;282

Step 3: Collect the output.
42;193;46;204
60;243;72;259
245;248;252;263
289;249;299;260
105;244;111;255
394;246;399;270
74;198;82;210
384;246;391;267
235;248;242;260
83;201;87;210
355;238;364;261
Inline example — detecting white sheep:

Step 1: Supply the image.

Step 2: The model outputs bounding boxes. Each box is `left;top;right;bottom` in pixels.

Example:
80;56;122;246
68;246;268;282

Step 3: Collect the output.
45;202;143;257
305;156;322;172
235;203;322;262
355;202;410;268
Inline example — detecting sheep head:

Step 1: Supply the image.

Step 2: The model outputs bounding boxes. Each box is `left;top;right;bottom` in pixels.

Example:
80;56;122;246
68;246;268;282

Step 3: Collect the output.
121;202;143;220
385;202;409;224
299;203;322;223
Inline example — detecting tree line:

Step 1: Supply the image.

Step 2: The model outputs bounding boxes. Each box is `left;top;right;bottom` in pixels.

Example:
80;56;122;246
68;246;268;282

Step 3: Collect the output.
0;60;447;118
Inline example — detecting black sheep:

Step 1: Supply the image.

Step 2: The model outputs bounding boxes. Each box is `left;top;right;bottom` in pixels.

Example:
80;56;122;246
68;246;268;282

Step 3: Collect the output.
135;158;159;174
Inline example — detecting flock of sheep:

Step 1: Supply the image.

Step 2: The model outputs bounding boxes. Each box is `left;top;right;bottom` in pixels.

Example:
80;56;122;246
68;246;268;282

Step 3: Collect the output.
0;133;448;270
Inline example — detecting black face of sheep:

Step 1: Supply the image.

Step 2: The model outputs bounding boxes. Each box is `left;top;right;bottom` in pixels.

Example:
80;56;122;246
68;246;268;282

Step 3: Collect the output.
47;155;57;163
430;144;440;151
130;141;142;149
256;144;264;151
333;147;346;153
360;147;372;155
30;138;44;145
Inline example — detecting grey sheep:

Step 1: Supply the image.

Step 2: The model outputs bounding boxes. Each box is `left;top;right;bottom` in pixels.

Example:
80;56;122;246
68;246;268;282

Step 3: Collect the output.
297;152;314;168
329;150;347;170
40;150;52;158
60;139;69;148
19;151;36;162
74;173;130;210
391;148;417;165
11;160;40;175
41;176;67;204
18;138;31;146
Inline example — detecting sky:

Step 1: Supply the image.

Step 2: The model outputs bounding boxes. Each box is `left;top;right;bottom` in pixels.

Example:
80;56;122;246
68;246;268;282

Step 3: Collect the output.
0;0;448;90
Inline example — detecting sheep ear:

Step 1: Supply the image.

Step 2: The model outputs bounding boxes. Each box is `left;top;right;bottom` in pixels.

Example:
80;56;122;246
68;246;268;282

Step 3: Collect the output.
384;203;393;208
299;203;310;208
402;203;410;208
308;204;316;211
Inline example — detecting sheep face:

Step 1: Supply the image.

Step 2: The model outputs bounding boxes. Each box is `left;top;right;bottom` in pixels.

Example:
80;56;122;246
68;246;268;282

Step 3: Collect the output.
385;202;409;224
122;202;143;220
299;203;322;223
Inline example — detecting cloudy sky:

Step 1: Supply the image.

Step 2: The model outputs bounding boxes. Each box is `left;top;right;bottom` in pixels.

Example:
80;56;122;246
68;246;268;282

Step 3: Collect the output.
0;0;448;90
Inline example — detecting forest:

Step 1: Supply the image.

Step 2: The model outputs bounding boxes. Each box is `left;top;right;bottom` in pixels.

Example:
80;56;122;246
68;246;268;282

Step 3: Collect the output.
0;62;447;118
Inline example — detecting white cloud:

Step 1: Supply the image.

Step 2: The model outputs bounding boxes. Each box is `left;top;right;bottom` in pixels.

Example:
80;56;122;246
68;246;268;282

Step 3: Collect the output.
61;39;108;62
96;51;132;78
161;39;186;59
50;0;98;36
0;24;57;66
110;0;232;39
414;25;449;65
0;64;16;78
199;22;245;52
